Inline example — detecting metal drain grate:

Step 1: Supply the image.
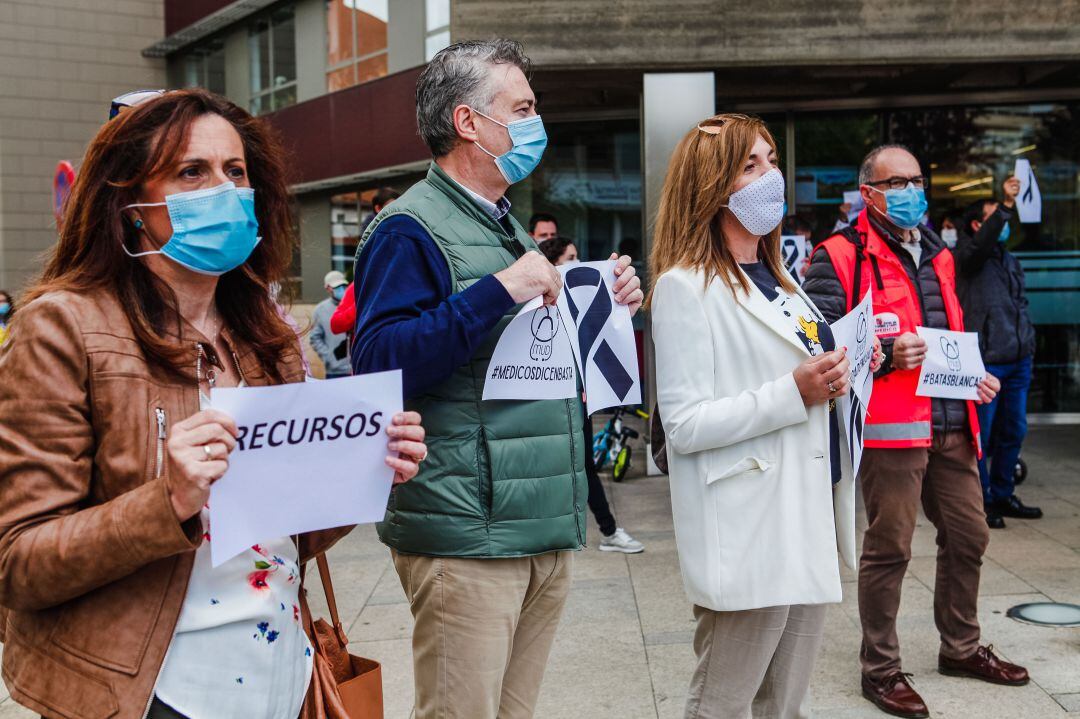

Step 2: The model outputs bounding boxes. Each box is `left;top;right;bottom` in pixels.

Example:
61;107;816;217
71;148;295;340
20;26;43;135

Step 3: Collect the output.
1006;602;1080;627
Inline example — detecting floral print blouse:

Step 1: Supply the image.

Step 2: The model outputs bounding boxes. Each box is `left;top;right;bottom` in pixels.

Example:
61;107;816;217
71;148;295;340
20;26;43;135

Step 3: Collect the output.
154;390;312;718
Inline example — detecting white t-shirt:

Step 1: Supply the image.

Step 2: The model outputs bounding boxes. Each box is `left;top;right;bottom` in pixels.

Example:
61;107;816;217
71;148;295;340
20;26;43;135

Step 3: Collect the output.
154;388;312;718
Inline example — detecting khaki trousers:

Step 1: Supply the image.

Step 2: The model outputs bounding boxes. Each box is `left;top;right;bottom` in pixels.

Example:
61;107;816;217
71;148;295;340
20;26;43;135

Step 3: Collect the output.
858;431;990;680
685;604;827;719
392;550;574;719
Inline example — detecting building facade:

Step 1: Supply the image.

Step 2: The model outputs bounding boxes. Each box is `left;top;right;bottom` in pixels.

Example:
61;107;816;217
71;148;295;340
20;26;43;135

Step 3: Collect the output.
0;0;165;290
1;0;1077;415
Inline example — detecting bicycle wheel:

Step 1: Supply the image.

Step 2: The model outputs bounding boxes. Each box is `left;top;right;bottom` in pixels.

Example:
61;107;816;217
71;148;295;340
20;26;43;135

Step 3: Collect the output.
613;446;632;482
593;433;609;469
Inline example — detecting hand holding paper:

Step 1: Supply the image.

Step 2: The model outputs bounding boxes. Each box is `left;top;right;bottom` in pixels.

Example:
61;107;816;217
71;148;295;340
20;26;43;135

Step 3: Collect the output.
495;251;563;305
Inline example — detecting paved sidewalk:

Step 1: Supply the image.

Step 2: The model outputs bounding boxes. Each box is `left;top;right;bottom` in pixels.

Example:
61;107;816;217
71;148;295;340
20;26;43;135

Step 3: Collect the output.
2;427;1077;717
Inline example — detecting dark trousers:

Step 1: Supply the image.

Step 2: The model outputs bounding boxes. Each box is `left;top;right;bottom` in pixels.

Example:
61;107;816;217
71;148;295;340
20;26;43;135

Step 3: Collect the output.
583;410;617;537
977;355;1033;504
858;432;989;680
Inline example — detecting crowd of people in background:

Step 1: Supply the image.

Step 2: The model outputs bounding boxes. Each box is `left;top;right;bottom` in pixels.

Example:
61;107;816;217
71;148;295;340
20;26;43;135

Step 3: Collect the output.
0;34;1048;719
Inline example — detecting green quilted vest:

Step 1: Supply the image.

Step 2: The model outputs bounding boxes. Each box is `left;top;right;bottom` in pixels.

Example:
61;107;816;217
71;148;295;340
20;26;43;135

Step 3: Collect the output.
357;163;587;557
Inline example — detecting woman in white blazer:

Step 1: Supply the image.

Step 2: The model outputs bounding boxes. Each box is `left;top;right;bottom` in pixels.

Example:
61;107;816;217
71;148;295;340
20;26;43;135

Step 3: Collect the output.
649;114;880;719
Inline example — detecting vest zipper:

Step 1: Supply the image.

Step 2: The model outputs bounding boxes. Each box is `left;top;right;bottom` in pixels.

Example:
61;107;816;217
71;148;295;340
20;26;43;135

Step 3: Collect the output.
566;401;583;546
155;408;167;479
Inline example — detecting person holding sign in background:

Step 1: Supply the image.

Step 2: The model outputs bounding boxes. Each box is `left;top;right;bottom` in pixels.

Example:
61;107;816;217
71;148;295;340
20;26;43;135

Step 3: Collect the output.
351;40;643;719
650;113;861;719
0;89;426;719
804;145;1025;719
954;177;1042;528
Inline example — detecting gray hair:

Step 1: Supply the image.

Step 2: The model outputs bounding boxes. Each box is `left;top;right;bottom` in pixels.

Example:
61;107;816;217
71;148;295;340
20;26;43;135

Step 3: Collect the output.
416;39;532;158
858;144;915;185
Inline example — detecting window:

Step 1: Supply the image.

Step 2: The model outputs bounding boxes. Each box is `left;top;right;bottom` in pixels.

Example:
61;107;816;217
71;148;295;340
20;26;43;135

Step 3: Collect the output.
326;0;389;92
249;6;297;114
179;38;225;95
424;0;450;61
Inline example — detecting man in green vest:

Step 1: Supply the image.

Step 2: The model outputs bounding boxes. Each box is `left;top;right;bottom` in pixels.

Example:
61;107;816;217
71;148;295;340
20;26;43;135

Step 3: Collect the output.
351;39;644;718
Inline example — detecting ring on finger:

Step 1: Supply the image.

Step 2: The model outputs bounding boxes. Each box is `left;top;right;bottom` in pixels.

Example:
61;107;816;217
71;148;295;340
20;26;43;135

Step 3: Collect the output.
827;381;838;394
202;444;214;461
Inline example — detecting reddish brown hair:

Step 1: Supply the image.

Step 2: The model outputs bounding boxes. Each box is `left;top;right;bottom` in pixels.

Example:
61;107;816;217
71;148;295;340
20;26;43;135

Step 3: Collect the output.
648;113;795;307
25;88;298;382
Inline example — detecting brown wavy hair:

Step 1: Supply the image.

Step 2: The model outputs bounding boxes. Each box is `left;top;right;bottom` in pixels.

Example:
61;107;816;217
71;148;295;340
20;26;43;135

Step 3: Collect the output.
24;88;298;382
647;113;794;306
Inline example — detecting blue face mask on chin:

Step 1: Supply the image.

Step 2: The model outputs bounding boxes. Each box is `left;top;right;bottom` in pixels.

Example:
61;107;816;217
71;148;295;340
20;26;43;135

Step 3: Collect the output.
332;285;346;301
871;183;928;231
471;109;548;185
122;182;261;276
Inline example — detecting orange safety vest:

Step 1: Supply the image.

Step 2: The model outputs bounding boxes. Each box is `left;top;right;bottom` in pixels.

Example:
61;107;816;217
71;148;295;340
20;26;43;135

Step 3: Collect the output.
815;210;981;454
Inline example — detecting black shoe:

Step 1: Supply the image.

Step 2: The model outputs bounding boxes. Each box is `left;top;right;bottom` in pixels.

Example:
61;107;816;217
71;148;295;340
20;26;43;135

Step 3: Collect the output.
993;495;1043;520
985;512;1006;529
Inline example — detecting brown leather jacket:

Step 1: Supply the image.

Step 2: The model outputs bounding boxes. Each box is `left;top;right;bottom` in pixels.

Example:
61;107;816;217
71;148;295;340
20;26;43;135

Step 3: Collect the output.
0;289;352;719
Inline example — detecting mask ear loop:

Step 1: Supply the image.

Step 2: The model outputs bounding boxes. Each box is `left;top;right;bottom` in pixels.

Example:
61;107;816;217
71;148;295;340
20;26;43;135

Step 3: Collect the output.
121;200;168;258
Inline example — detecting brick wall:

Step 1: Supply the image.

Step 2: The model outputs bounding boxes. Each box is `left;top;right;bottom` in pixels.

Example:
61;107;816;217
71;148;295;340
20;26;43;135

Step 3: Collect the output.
0;0;166;292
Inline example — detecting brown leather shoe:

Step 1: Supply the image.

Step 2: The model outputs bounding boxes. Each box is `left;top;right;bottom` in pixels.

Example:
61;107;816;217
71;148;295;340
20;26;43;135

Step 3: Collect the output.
939;644;1030;685
861;672;929;718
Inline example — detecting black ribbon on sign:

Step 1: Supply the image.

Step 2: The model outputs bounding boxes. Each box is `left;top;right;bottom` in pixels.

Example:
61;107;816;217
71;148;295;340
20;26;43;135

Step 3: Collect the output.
562;266;634;401
1023;168;1035;205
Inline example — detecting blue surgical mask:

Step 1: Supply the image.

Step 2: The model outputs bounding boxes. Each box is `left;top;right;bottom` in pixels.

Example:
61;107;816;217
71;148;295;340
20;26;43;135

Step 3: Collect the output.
998;222;1011;243
122;182;261;276
870;183;928;231
0;302;9;317
471;109;547;184
332;285;346;301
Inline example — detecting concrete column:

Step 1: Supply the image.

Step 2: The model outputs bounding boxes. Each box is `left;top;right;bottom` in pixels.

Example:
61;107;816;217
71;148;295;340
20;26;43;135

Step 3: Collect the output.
641;72;714;468
223;26;250;110
296;191;331;304
389;0;425;73
294;0;327;103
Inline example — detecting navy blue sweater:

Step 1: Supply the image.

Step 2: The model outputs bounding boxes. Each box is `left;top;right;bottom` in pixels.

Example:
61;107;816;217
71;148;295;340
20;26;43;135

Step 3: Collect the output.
350;214;516;399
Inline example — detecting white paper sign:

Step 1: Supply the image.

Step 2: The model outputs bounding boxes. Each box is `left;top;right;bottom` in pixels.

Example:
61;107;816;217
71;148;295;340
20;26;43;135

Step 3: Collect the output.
830;289;874;476
483;260;641;415
208;371;403;566
482;297;579;402
556;260;642;415
1014;158;1042;224
843;190;866;213
915;327;986;401
781;235;810;284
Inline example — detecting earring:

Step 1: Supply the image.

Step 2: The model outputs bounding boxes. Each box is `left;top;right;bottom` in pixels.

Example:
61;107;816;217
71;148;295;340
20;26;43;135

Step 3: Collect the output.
134;219;144;229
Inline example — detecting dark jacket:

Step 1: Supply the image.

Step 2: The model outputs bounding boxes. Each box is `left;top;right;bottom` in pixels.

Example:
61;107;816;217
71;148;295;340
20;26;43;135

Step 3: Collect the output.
953;205;1036;364
804;214;968;436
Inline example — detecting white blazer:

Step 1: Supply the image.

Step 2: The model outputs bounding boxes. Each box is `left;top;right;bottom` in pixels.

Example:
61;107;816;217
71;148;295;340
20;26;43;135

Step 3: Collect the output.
652;266;856;612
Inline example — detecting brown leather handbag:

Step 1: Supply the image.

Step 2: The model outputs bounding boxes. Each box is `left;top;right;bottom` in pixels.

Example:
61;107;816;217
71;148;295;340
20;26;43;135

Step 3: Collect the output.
300;553;384;719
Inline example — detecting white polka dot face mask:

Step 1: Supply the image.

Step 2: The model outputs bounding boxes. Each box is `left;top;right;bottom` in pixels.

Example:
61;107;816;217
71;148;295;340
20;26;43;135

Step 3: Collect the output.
723;167;786;236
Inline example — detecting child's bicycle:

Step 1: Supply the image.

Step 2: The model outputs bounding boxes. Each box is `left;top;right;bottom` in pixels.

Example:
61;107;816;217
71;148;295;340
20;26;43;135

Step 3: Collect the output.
593;406;650;482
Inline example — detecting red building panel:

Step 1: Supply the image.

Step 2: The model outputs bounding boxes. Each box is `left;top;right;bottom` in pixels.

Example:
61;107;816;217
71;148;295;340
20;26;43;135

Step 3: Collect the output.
265;67;430;187
165;0;235;36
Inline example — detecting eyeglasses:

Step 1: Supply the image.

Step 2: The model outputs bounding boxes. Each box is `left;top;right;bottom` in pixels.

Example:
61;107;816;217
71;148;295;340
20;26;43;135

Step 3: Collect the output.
109;89;166;120
696;113;753;135
865;175;928;191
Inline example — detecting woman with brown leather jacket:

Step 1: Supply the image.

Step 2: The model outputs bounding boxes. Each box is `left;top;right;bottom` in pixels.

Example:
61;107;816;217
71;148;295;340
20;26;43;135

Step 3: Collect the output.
0;89;426;719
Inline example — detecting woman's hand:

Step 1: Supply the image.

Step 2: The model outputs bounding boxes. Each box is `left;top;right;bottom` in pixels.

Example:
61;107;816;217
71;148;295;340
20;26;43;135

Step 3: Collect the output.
869;335;884;373
793;350;850;406
166;409;238;521
386;411;427;485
